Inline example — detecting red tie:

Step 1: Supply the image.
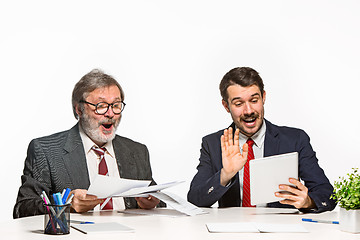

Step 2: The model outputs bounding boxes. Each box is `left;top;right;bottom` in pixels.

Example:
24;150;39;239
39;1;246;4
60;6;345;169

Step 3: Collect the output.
242;138;255;207
92;146;113;210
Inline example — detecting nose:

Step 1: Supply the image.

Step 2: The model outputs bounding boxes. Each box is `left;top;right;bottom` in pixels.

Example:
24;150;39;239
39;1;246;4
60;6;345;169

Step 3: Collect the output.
104;106;115;118
243;102;254;115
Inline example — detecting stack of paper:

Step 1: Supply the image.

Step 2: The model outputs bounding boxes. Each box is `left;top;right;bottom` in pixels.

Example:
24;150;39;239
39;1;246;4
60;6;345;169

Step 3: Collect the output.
87;176;207;216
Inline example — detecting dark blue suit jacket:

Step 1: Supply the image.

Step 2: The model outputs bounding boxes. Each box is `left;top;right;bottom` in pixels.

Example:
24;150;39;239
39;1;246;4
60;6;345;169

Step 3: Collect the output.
187;119;336;213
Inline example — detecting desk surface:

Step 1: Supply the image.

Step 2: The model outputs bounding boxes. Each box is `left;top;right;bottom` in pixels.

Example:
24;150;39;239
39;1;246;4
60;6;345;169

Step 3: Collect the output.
3;207;359;239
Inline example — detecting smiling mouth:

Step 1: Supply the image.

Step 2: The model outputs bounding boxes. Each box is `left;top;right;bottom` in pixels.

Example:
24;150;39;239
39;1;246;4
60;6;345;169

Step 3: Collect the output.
243;118;256;123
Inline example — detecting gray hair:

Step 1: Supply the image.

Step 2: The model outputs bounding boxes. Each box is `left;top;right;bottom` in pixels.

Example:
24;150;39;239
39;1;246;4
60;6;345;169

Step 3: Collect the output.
72;69;125;119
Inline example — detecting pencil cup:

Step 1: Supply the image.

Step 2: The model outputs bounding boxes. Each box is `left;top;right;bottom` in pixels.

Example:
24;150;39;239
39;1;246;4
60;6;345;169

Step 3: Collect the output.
43;203;71;235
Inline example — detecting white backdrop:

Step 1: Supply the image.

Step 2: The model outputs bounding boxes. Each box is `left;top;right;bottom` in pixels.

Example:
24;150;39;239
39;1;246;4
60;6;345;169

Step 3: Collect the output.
1;0;359;222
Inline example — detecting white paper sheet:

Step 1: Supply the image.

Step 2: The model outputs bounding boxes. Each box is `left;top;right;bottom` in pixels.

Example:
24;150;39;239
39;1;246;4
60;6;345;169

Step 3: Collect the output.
150;191;208;216
87;175;151;198
87;175;184;198
206;222;259;233
118;208;188;217
71;222;134;234
206;222;308;233
119;181;184;197
255;222;308;233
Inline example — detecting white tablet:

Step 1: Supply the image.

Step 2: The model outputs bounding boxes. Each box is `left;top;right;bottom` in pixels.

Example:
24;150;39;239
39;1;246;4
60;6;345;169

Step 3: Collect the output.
249;152;298;205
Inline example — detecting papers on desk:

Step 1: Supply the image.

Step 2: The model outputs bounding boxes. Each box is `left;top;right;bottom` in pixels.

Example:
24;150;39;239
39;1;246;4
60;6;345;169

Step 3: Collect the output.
87;176;206;216
119;208;190;217
149;191;208;216
87;175;182;198
71;222;134;234
206;222;308;233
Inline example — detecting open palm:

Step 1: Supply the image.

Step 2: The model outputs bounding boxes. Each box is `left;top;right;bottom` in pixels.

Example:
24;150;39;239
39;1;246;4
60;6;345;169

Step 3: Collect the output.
220;127;248;185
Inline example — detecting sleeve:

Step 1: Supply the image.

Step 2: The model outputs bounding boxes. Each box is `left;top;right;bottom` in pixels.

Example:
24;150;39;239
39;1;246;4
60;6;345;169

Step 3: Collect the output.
13;139;52;218
187;137;235;207
297;130;337;213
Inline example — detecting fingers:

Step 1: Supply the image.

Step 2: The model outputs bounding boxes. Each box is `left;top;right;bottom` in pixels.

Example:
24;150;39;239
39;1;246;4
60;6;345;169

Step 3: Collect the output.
70;189;102;213
135;196;160;209
275;179;314;209
228;127;234;145
233;128;240;147
289;178;306;191
221;135;225;152
241;142;249;160
222;127;235;148
223;128;229;148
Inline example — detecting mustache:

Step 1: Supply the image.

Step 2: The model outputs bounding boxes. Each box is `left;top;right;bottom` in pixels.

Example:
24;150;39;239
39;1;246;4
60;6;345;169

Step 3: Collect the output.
98;119;117;126
241;112;259;120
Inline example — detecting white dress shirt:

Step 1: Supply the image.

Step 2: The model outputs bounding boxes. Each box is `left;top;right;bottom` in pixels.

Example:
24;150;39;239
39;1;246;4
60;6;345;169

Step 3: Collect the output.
237;121;266;207
79;125;125;210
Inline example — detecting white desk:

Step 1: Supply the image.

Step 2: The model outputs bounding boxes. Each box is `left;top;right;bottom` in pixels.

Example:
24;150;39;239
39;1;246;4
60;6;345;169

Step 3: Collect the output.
3;207;358;239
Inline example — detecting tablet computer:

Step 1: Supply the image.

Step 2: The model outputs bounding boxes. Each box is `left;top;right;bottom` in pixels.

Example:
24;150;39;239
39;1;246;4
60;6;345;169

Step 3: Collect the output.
249;152;298;205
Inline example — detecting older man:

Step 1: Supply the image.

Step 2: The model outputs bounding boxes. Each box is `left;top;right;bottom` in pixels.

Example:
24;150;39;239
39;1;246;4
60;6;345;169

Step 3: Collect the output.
188;67;336;213
14;69;162;218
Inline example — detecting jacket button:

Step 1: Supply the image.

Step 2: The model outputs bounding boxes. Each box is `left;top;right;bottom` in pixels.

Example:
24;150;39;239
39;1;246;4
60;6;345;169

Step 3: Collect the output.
208;186;214;194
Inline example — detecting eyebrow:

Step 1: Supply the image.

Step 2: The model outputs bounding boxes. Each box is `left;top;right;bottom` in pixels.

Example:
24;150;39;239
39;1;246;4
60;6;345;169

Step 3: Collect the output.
96;97;122;102
231;93;260;103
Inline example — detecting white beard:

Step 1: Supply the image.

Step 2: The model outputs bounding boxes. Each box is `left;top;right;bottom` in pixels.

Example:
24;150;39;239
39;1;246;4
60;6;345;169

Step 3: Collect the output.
80;112;120;145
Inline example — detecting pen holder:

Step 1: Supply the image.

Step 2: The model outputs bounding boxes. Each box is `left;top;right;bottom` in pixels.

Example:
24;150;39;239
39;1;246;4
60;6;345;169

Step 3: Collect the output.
43;203;71;235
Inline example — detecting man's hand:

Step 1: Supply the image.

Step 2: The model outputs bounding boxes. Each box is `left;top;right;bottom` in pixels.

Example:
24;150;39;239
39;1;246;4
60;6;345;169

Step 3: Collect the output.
70;189;103;213
275;178;316;209
135;196;160;209
220;127;249;186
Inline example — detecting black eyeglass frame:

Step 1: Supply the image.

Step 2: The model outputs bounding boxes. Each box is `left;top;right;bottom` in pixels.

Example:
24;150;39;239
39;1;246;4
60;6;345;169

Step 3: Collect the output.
80;100;126;115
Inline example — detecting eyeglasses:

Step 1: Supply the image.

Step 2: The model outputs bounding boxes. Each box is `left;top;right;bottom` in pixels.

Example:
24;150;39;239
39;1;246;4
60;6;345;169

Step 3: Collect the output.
80;100;126;115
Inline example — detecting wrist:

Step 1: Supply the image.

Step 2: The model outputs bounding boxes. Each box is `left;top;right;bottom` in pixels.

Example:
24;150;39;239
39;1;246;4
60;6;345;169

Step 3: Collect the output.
303;196;316;209
220;168;235;186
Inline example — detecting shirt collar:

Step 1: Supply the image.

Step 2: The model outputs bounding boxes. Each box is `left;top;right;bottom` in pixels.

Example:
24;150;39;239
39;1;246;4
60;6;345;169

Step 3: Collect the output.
238;120;266;148
78;123;115;158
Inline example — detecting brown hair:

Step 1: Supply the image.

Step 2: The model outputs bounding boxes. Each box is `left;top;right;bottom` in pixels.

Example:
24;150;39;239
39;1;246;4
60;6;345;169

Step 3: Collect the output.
72;69;124;119
219;67;264;102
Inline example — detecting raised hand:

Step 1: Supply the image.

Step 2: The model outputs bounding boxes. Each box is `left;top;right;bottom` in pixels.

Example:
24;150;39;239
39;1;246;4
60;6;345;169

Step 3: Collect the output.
220;127;249;186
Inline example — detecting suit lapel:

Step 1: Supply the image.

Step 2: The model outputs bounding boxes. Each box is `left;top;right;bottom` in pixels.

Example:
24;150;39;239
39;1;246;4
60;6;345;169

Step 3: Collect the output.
112;136;137;179
112;136;138;209
263;119;280;157
62;124;90;189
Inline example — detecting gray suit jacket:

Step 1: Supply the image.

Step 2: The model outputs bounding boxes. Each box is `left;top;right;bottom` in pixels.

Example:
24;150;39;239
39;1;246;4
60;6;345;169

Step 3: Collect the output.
13;124;163;218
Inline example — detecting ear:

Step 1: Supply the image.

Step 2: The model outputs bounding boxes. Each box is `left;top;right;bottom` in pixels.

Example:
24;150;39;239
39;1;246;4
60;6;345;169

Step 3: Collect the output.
262;90;266;104
75;104;83;118
222;100;231;113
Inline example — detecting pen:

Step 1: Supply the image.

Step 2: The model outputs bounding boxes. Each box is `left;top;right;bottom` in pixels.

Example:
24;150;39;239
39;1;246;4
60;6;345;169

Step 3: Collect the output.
62;188;71;203
302;218;339;224
41;194;56;232
71;225;88;234
71;220;95;224
65;194;74;204
55;194;74;218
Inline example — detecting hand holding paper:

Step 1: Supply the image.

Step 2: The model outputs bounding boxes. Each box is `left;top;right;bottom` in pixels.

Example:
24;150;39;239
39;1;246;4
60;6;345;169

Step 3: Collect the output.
87;175;184;198
135;195;160;209
70;189;103;213
87;175;206;216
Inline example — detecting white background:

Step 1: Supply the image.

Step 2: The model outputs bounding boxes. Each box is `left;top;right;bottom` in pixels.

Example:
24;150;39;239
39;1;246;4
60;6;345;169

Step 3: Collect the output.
1;0;359;222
